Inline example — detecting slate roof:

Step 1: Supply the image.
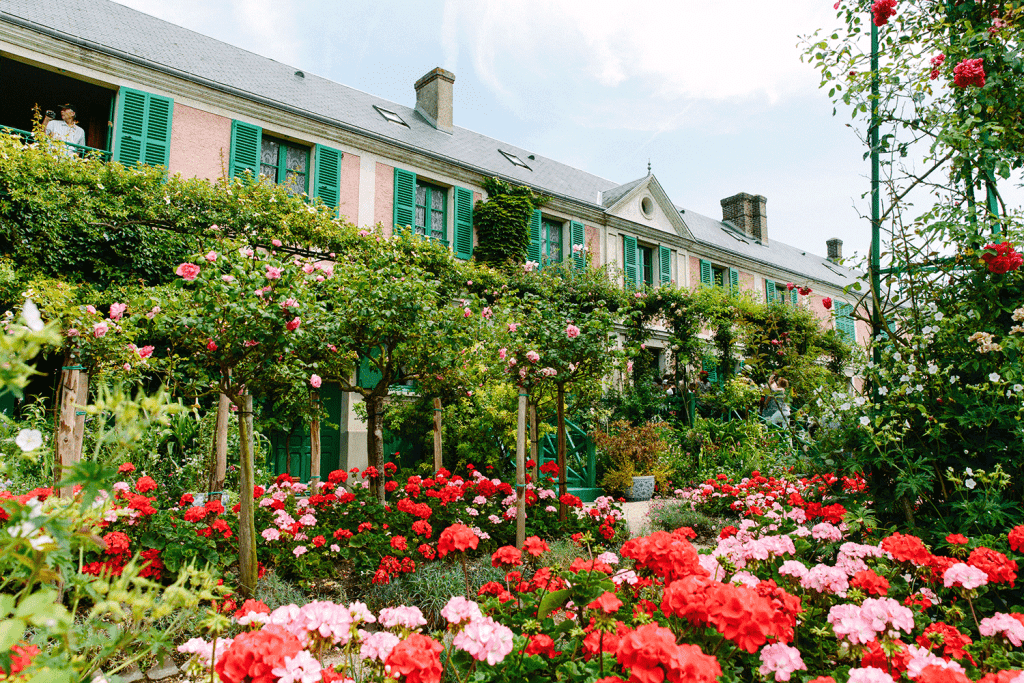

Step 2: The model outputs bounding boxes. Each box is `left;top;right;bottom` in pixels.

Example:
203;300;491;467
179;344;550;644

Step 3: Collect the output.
0;0;861;288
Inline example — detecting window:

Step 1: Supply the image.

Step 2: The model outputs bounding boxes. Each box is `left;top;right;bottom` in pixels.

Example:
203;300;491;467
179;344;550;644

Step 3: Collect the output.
415;181;447;244
699;260;739;291
374;105;408;127
836;302;856;344
639;245;654;286
541;218;562;266
393;168;473;259
260;135;309;194
765;280;799;306
499;149;531;169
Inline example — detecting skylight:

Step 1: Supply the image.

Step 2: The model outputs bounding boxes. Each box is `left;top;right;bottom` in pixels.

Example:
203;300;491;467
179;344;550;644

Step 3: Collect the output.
374;106;408;127
499;149;531;170
721;226;749;243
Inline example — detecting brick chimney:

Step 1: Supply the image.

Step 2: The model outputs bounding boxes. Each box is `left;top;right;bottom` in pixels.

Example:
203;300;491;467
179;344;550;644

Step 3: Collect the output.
827;238;843;262
720;193;768;242
414;67;455;134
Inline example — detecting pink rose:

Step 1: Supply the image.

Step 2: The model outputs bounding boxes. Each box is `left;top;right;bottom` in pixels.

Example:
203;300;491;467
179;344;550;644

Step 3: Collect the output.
310;374;322;388
175;263;201;281
302;264;316;274
206;339;218;351
626;360;634;372
265;266;283;280
566;324;580;339
135;345;154;359
123;363;131;371
464;308;473;318
92;322;108;338
222;275;235;283
320;264;334;278
272;239;283;247
239;247;254;258
526;351;540;363
498;348;507;360
358;230;370;237
286;317;301;331
67;328;79;337
281;298;298;309
85;305;97;314
508;323;518;333
204;251;218;262
482;307;493;319
109;302;127;321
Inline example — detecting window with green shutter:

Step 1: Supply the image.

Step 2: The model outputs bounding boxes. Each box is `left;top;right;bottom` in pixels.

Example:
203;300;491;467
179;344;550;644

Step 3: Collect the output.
528;210;542;265
453;186;474;259
766;280;777;303
623;235;639;290
230;120;261;180
313;144;342;211
638;245;654;286
699;259;713;287
658;245;672;285
570;221;585;270
766;280;799;306
260;134;309;194
415;181;447;244
541;218;563;268
728;268;740;292
836;303;856;344
113;87;173;169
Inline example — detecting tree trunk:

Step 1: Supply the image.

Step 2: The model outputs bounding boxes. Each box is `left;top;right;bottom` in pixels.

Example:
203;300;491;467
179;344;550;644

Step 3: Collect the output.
55;356;80;497
310;390;321;493
516;391;527;548
237;394;257;597
557;383;567;523
432;397;443;474
529;401;539;483
366;394;386;502
213;393;229;497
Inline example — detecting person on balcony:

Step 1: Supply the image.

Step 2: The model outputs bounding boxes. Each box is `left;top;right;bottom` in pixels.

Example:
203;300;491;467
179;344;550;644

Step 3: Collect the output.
45;104;85;148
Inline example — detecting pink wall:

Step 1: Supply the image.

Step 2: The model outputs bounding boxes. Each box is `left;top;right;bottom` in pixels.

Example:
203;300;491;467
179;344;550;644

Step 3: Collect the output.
585;225;600;265
339;152;360;225
689;256;700;289
739;271;756;293
374;162;394;237
168;103;231;181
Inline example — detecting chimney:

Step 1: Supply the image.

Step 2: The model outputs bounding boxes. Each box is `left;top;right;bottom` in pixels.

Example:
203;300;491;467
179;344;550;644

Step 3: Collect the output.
720;193;768;242
414;67;455;134
827;238;843;262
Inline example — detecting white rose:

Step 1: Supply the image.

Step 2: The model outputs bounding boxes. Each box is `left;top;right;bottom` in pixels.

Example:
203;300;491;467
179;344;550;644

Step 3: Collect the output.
15;429;43;452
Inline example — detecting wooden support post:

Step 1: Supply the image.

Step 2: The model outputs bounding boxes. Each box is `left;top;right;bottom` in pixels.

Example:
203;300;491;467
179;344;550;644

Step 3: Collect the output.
237;393;257;597
529;401;539;482
557;383;568;523
516;391;527;549
433;397;443;473
55;359;80;497
213;393;229;497
310;390;321;493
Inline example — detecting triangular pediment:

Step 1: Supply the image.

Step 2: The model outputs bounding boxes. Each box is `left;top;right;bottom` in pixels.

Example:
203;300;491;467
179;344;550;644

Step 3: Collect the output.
602;175;692;240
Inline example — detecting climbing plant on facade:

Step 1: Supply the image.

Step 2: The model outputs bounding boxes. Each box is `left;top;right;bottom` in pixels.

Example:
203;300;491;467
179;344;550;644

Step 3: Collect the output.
472;177;546;266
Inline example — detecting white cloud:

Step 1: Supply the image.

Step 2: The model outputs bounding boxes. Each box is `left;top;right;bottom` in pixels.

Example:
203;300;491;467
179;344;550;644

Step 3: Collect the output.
444;0;836;131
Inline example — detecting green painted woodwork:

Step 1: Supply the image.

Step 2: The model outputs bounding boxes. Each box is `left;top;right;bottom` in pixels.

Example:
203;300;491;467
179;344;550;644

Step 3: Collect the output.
229;120;262;180
658;245;672;285
570;220;585;270
622;235;638;290
268;383;342;482
528;209;542;264
453;186;474;259
699;259;713;287
113;87;173;168
313;144;342;211
393;167;416;232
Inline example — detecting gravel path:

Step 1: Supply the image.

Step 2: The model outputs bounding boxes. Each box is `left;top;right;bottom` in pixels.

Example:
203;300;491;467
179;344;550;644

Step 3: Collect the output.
619;500;653;537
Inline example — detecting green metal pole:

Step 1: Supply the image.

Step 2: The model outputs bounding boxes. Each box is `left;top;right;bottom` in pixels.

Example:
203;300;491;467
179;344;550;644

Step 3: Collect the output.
870;17;882;364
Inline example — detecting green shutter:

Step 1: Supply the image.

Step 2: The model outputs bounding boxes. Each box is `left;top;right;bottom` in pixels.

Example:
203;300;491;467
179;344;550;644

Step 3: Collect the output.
791;288;799;306
313;144;342;211
229;120;262;180
528;209;542;265
766;280;777;303
699;259;713;287
729;268;740;292
114;88;173;168
454;186;474;260
623;235;638;290
570;220;586;270
658;245;672;285
358;353;384;389
393;168;416;233
836;303;856;344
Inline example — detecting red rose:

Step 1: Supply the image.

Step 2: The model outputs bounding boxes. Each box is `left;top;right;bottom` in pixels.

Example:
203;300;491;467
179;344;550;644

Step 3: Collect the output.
822;297;833;310
871;0;897;26
286;317;301;331
953;58;986;88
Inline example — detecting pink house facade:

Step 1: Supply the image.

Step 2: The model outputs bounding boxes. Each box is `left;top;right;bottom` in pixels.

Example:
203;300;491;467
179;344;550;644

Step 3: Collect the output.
0;0;870;468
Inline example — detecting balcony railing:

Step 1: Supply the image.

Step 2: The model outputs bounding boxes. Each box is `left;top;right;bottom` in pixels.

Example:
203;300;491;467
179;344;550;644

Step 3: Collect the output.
0;125;112;161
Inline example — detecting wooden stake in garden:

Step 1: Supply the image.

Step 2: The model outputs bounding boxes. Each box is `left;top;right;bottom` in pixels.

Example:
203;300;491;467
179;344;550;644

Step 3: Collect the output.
310;389;321;492
55;359;81;497
516;391;527;549
556;382;568;522
433;397;443;472
237;393;257;597
213;391;229;497
529;401;539;482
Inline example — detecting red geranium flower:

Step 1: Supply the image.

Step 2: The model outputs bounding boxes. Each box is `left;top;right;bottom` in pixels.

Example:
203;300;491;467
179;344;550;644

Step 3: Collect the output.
437;524;479;558
135;476;157;493
850;569;890;596
215;625;302;683
384;633;443;683
947;533;969;545
117;462;136;474
968;546;1018;587
491;545;522;568
588;591;623;614
1009;525;1024;552
523;536;549;557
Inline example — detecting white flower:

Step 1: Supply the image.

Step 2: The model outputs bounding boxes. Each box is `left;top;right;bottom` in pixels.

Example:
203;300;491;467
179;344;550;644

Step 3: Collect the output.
950;375;960;384
859;416;871;426
907;365;917;374
965;468;973;476
21;299;44;331
1014;385;1023;393
965;478;977;490
928;364;938;375
878;386;889;396
893;352;902;362
934;312;944;321
900;375;910;383
15;429;43;452
990;373;1001;383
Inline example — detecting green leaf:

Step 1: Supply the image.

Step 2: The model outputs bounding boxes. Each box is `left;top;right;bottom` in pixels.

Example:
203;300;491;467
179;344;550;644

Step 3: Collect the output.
0;619;26;652
537;589;571;619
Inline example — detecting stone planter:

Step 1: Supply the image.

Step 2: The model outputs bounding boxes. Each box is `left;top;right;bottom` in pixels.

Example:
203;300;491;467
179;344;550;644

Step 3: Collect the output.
624;475;655;502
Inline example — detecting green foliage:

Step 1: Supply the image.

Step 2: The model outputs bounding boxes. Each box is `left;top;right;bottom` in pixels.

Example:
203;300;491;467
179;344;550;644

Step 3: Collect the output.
646;501;725;542
593;420;670;496
670;416;797;483
472;177;545;266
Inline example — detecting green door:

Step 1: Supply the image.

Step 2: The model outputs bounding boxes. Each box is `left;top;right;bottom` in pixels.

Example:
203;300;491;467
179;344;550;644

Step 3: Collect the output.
268;384;342;482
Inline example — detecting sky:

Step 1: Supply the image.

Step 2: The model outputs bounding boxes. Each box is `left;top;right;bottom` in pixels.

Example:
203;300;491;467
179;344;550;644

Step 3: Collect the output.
109;0;903;263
